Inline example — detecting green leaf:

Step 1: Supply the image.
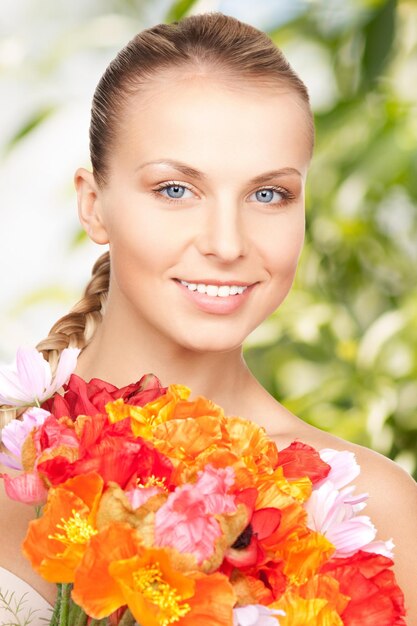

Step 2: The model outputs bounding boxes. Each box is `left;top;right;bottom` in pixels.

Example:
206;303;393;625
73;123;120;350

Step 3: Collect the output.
4;106;56;154
361;0;397;89
69;228;88;250
165;0;199;22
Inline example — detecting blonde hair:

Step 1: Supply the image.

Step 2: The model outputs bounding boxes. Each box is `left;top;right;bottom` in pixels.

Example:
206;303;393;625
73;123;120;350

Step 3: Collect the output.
5;13;313;417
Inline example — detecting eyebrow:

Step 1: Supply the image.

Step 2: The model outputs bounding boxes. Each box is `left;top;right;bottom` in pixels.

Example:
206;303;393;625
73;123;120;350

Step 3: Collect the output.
137;159;302;184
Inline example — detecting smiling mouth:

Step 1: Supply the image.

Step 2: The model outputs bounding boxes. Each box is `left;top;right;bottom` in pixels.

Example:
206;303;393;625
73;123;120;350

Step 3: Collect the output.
175;279;252;297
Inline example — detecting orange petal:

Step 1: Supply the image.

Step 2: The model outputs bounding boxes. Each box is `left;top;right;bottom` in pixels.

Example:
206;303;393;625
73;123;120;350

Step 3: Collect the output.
178;572;236;626
298;574;350;615
72;523;142;618
23;488;92;582
109;548;195;626
277;531;335;586
271;593;344;626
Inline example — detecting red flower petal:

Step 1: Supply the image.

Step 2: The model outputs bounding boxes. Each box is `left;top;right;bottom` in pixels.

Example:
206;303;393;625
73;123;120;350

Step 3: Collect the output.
252;508;282;540
277;441;331;484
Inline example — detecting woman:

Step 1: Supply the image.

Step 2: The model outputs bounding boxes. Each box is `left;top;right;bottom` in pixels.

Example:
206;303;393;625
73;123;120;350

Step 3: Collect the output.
1;12;417;624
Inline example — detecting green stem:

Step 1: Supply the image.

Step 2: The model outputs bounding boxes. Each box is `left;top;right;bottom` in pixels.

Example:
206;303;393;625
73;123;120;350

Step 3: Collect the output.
89;619;109;625
74;608;88;626
59;583;72;626
68;600;87;625
49;584;62;626
118;608;137;626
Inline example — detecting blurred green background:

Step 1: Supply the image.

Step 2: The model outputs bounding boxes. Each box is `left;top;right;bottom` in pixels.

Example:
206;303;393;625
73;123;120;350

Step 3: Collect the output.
1;0;416;477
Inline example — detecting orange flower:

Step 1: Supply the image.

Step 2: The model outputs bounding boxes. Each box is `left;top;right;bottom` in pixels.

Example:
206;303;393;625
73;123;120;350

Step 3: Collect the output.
109;550;195;625
276;530;335;586
222;417;279;474
72;523;143;617
270;593;344;626
177;572;236;626
106;385;191;439
22;472;103;582
73;521;234;625
298;574;350;615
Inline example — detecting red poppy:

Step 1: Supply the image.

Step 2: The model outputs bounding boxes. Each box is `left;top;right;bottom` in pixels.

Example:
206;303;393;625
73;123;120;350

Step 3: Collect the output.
277;442;331;484
321;551;406;625
223;488;282;569
42;373;166;420
36;414;173;490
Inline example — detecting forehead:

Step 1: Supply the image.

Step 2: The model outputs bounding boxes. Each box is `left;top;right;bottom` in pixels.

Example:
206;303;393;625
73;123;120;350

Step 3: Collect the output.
112;77;312;180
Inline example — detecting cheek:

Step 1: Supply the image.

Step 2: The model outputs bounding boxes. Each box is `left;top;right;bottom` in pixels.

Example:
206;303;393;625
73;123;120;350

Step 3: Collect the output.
106;201;180;282
259;211;305;280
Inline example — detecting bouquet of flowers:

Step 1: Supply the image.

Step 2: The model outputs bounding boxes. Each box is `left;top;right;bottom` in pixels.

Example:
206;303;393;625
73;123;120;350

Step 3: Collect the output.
0;348;407;625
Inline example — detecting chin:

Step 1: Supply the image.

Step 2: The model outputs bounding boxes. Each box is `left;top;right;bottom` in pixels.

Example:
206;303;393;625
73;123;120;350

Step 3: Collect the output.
177;329;247;354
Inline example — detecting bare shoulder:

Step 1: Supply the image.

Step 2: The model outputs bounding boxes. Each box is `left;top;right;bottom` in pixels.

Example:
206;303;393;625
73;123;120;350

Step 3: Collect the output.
0;467;57;605
272;413;417;624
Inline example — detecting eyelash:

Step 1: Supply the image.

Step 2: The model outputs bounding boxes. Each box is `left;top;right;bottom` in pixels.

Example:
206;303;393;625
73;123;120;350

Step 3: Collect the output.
151;180;295;206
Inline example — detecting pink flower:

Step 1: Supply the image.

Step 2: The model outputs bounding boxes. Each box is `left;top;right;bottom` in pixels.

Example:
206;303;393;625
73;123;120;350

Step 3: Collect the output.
194;465;236;514
305;449;394;558
316;448;360;489
1;471;48;505
154;465;237;563
0;347;80;408
233;605;285;626
0;407;50;469
125;485;163;509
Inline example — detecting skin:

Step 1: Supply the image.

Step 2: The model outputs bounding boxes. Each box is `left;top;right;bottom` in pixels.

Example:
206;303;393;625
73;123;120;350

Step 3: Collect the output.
1;72;417;622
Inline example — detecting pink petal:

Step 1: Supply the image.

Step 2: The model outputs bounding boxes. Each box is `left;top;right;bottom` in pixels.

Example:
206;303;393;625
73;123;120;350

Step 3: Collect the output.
1;407;50;460
0;452;22;470
1;472;48;505
326;515;376;557
233;605;285;626
361;538;395;559
16;347;51;401
317;449;360;489
125;486;162;509
0;366;32;405
44;347;81;398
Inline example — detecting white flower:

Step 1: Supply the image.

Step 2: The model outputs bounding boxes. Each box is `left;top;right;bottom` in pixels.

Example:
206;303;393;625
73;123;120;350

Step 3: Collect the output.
317;448;360;489
233;605;285;626
0;346;80;408
305;448;394;558
0;406;50;469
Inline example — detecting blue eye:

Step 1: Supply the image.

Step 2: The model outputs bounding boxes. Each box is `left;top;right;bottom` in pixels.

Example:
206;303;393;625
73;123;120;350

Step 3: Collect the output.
155;183;194;201
251;188;285;204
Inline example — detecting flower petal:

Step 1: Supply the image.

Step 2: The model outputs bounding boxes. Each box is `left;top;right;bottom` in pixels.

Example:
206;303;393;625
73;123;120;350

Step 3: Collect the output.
0;452;22;470
233;604;285;626
16;347;51;401
1;471;48;504
44;347;81;399
0;366;32;405
316;449;360;490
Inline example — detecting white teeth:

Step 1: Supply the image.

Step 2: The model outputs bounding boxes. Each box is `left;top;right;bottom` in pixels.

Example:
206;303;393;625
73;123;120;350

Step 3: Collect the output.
206;285;219;296
217;286;230;297
180;280;248;297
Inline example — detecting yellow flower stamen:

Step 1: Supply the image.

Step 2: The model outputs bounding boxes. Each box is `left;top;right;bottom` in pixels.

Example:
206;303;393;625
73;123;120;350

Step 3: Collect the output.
138;475;168;490
48;509;97;547
133;562;190;625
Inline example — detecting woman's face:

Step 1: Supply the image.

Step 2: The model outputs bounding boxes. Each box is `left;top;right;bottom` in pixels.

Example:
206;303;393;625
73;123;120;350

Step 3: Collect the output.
94;76;312;353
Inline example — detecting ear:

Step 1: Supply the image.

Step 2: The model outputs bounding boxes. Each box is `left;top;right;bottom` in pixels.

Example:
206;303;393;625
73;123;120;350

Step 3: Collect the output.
74;167;109;245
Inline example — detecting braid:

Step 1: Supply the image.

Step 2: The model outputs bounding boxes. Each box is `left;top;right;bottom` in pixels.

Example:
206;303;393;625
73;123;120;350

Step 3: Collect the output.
0;253;109;429
36;251;110;373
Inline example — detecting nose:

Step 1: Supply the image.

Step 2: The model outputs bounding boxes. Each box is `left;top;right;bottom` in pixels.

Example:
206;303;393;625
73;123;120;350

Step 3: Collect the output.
195;199;248;263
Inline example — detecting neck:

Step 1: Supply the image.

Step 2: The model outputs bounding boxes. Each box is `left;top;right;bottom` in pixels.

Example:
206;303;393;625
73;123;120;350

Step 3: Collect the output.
74;301;255;416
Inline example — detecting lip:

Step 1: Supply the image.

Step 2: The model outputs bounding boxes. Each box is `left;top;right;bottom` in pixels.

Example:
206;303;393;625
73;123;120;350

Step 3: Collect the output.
173;278;257;315
176;278;254;287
